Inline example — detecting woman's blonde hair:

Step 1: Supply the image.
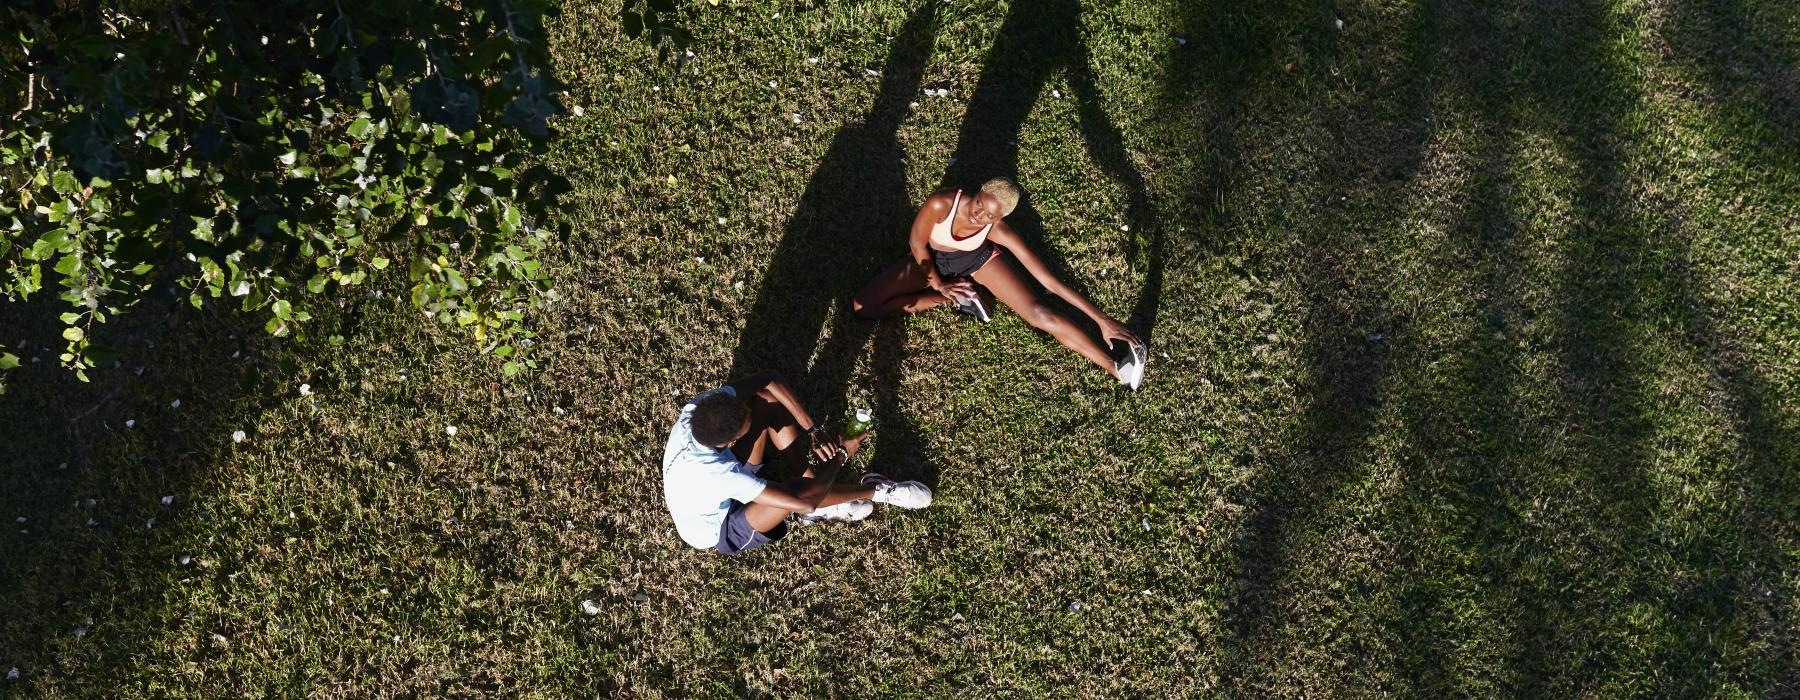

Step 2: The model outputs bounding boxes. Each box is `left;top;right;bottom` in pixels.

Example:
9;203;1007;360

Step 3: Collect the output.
980;177;1022;217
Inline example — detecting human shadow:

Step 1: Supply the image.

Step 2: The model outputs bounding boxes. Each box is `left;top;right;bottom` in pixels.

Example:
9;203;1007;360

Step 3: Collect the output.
726;3;939;485
940;0;1167;349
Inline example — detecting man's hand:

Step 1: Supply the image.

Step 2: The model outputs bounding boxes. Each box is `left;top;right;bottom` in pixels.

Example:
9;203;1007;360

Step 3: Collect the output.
811;434;844;464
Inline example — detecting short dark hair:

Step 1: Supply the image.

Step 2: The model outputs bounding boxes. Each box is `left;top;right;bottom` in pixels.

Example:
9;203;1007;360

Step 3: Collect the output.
690;392;749;447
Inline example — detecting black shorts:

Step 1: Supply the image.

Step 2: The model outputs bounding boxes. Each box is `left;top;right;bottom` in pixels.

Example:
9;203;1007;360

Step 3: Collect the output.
933;242;998;279
716;501;788;556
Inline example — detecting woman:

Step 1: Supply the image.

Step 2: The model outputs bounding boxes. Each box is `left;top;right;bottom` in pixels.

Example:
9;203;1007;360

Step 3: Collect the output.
851;178;1148;389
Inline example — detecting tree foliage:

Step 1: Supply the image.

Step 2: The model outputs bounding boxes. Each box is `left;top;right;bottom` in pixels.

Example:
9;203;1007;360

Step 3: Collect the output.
0;0;574;390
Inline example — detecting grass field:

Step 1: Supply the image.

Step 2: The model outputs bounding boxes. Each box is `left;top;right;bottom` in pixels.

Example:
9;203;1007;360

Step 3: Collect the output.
2;0;1797;696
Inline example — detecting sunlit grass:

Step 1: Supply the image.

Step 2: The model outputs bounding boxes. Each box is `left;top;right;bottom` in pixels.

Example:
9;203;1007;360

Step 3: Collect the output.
1;0;1794;696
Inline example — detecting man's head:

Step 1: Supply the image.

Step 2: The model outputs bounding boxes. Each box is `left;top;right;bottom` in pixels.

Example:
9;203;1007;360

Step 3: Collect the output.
690;392;751;448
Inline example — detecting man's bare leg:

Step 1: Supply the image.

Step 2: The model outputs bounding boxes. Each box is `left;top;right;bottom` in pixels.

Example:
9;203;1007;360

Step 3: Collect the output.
740;430;873;532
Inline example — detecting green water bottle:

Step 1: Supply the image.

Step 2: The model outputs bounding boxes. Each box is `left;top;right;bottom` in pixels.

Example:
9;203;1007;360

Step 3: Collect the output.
842;408;874;439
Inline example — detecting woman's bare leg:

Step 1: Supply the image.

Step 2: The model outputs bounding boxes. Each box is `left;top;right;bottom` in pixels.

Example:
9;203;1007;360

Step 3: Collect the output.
973;255;1121;378
852;258;953;318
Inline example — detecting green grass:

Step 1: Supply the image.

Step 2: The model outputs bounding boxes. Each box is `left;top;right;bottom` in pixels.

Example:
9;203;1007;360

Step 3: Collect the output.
3;0;1797;696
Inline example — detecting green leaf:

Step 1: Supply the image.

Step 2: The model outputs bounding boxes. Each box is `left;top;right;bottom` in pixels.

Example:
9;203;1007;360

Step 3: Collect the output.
348;117;372;139
370;257;390;270
502;361;523;376
54;254;81;275
52;170;78;194
0;353;19;370
62;326;85;341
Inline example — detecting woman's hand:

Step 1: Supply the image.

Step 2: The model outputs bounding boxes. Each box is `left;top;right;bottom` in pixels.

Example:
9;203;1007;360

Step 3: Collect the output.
932;277;978;303
1097;316;1143;349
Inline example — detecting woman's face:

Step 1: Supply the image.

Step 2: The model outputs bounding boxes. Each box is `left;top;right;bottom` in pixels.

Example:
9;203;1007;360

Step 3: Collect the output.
965;192;1005;227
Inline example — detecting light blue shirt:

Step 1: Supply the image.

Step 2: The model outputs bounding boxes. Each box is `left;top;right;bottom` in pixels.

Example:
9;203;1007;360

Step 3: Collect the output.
661;386;767;549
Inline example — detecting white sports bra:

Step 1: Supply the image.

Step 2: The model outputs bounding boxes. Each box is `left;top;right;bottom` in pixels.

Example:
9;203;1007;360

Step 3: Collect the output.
927;190;993;252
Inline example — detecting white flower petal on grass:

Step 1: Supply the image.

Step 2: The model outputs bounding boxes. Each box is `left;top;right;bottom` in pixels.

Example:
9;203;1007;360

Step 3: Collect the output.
178;554;192;565
791;113;802;124
1175;36;1188;45
552;406;566;415
445;425;458;436
14;517;23;524
572;105;585;116
298;384;312;396
161;495;174;505
5;667;16;680
125;419;136;429
806;57;819;64
865;69;880;77
170;399;181;409
1052;89;1063;99
768;80;778;89
232;430;247;443
1335;17;1344;30
581;600;601;615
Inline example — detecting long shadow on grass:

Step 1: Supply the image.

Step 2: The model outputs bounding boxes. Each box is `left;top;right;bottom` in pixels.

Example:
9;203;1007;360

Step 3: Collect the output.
940;0;1167;348
0;293;292;692
1323;1;1549;692
1394;0;1798;692
726;4;939;485
1662;0;1800;177
1166;1;1438;692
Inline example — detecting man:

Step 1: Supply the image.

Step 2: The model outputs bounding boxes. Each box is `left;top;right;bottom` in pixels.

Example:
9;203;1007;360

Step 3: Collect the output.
661;371;933;555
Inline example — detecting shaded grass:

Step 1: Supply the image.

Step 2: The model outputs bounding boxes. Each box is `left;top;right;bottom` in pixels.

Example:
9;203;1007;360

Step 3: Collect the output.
1;0;1796;696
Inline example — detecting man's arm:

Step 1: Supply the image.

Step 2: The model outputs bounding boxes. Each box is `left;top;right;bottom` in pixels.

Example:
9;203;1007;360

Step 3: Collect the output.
726;371;820;433
748;446;850;514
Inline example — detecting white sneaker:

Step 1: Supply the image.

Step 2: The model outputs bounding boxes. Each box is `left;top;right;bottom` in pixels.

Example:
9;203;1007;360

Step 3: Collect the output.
863;473;933;509
1131;342;1149;390
1115;346;1145;391
797;499;873;524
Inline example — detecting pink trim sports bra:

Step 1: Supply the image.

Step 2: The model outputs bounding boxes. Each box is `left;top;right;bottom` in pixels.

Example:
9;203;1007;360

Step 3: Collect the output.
927;190;993;252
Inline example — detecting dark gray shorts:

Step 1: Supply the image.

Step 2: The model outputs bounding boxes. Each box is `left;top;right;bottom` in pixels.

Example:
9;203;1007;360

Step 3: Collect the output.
933;241;998;278
716;502;788;556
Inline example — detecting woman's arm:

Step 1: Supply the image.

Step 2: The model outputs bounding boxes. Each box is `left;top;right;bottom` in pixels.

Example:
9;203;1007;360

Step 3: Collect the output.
988;224;1142;346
